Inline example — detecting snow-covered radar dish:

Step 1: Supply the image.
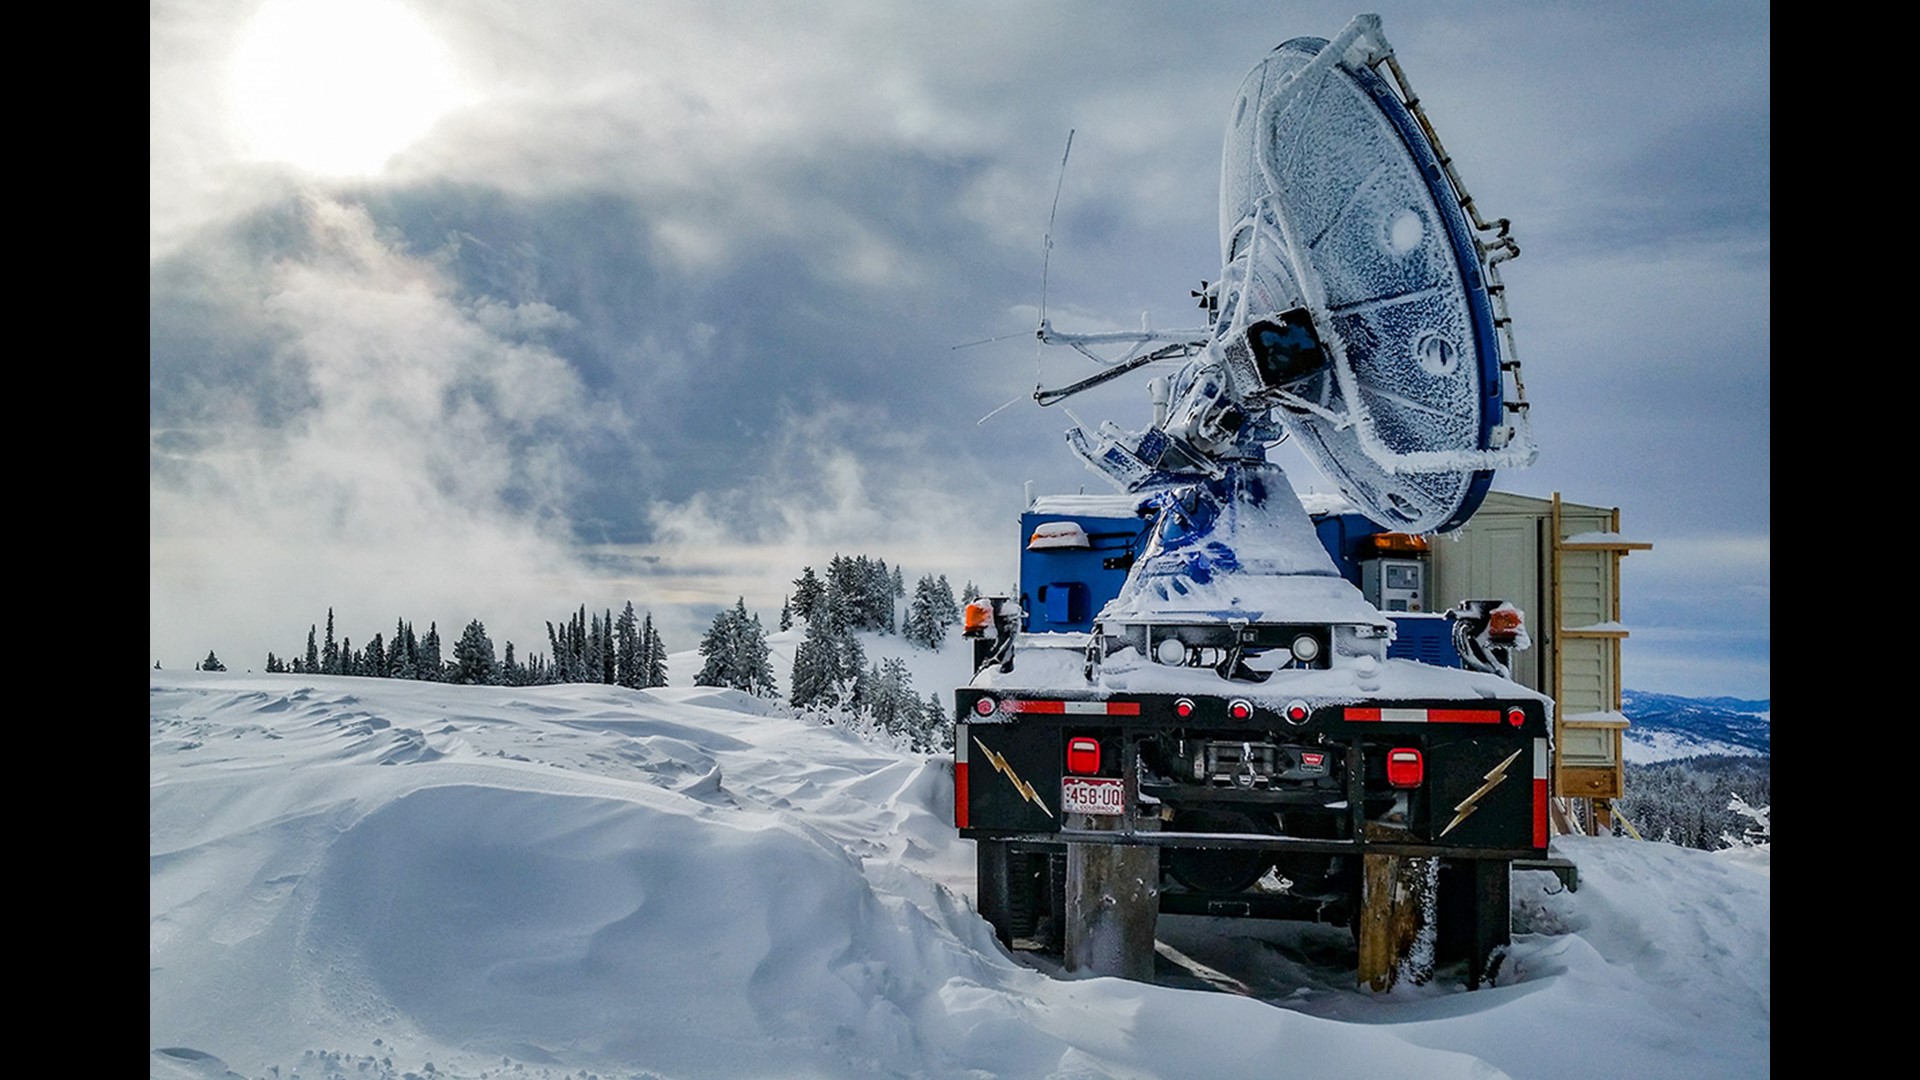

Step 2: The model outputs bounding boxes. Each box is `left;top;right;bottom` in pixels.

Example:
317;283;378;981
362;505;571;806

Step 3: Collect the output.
1217;18;1532;532
1046;14;1534;535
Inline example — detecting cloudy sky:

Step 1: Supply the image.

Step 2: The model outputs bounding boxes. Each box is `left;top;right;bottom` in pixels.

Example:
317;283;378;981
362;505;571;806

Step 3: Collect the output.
150;0;1769;698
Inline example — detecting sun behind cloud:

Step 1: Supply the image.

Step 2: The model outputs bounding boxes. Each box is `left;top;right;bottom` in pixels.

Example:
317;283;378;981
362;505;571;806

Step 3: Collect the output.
226;0;467;177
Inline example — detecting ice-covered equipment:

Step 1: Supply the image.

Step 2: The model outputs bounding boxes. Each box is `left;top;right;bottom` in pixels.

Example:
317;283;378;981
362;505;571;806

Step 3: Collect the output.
1052;14;1533;536
1035;13;1535;655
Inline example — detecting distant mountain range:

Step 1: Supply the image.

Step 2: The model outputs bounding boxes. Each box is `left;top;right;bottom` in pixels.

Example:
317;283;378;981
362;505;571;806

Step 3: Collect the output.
1617;690;1770;763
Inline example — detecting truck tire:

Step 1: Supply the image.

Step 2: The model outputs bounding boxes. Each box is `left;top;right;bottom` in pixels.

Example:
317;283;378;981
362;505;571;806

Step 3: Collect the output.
976;840;1066;952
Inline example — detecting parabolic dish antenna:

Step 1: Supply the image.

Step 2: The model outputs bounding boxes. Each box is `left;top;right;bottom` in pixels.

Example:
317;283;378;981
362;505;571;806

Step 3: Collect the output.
1036;14;1532;537
1214;16;1530;532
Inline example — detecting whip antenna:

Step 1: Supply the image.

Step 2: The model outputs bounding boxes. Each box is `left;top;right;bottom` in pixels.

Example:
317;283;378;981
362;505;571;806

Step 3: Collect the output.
1039;129;1074;330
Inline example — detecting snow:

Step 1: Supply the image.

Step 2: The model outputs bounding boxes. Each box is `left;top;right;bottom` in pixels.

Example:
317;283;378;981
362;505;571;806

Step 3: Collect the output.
152;657;1768;1080
1561;532;1649;548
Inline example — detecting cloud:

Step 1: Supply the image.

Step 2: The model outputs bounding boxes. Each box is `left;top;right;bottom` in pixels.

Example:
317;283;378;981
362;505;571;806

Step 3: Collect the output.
151;194;620;667
150;1;1769;695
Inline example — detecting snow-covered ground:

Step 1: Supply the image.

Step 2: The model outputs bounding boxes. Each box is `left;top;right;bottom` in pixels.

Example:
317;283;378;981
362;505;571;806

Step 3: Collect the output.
151;650;1768;1080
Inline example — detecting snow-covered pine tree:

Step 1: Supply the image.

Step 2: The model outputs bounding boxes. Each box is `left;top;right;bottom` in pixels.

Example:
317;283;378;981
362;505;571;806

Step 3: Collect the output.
602;608;616;684
615;602;641;689
452;619;496;684
904;574;949;650
322;609;340;674
925;692;953;752
779;595;792;632
549;618;568;676
419;623;443;680
935;575;960;629
738;606;777;698
200;650;226;672
385;619;405;678
792;567;825;625
305;625;320;674
365;633;386;678
695;603;741;688
790;609;864;712
643;612;669;688
585;610;606;685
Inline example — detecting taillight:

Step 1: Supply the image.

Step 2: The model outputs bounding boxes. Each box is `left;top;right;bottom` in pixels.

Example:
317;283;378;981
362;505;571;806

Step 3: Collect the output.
1386;747;1424;788
1282;699;1310;725
972;696;997;717
1066;736;1101;775
1174;697;1196;719
1228;699;1254;722
1507;706;1525;727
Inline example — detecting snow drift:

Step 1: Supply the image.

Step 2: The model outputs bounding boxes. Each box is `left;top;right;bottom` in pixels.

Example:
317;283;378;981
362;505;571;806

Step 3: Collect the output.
151;670;1767;1080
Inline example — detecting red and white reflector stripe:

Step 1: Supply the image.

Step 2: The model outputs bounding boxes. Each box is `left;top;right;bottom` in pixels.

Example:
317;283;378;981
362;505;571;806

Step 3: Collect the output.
1344;706;1502;724
954;724;970;829
1003;699;1141;716
1532;737;1549;849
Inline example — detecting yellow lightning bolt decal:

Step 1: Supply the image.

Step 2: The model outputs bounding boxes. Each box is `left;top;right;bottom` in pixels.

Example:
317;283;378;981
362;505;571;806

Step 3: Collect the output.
973;736;1054;819
1440;748;1523;838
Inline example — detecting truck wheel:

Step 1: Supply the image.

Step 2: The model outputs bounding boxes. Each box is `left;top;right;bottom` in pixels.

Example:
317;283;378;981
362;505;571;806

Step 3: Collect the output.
976;839;1015;945
976;840;1066;952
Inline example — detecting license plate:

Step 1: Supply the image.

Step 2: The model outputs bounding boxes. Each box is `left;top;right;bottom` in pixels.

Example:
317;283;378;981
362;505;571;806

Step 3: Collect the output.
1061;776;1125;816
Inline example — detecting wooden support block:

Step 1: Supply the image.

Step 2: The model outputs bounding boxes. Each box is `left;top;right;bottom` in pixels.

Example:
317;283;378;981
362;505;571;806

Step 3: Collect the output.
1064;811;1159;981
1358;827;1437;991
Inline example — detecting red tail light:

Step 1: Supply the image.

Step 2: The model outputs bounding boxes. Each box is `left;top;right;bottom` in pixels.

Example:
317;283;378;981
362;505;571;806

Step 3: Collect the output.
1066;736;1101;775
1174;698;1195;719
972;696;997;717
1387;747;1424;788
1228;699;1254;721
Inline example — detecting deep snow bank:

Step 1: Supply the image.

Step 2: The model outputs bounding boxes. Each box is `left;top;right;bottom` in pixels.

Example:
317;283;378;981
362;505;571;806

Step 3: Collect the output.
151;671;1766;1080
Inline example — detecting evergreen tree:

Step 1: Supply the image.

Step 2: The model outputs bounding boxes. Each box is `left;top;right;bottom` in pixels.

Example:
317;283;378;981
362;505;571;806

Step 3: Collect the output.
419;623;443;680
546;620;570;682
200;650;226;672
695;599;776;695
452;619;496;684
739;607;776;698
615;602;642;689
389;619;417;680
905;574;957;650
925;693;953;753
304;625;320;674
365;633;386;678
789;609;865;712
792;567;826;624
779;595;792;632
602;608;616;684
265;652;284;673
322;608;340;674
695;606;738;688
866;657;915;739
500;641;523;686
961;580;982;604
790;615;845;710
935;575;960;627
641;612;669;688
